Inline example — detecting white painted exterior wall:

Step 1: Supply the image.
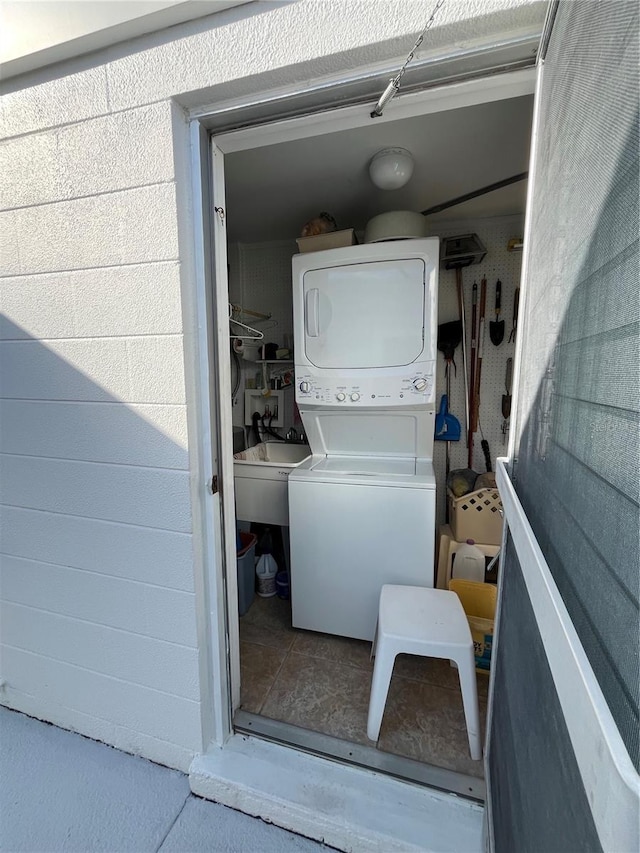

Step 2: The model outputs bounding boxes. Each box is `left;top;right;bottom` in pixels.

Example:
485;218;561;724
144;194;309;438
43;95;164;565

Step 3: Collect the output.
0;0;546;773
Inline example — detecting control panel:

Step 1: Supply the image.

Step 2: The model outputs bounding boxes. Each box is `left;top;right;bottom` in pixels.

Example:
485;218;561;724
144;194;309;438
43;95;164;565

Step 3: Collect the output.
295;369;435;407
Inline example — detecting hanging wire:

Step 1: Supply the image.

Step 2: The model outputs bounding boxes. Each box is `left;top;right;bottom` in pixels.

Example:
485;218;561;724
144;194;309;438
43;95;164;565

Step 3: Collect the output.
371;0;446;118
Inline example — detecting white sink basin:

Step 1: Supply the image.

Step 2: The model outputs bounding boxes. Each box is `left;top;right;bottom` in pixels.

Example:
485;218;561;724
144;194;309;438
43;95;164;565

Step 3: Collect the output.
233;442;311;526
234;442;310;465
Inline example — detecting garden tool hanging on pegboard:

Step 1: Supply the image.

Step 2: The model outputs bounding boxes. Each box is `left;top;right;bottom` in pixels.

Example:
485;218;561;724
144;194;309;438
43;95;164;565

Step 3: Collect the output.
435;321;462;476
489;279;505;345
467;277;492;471
502;357;513;444
440;234;487;445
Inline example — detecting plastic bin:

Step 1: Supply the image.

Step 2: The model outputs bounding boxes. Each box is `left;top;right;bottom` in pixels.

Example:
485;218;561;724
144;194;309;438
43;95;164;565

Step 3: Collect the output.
237;532;257;616
448;487;503;545
449;579;497;674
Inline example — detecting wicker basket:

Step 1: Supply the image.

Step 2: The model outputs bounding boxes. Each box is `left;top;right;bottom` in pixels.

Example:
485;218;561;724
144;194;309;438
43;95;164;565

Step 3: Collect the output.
448;488;503;545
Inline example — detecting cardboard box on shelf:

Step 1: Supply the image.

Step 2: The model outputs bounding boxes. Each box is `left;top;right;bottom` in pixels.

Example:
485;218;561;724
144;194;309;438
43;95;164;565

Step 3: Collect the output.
296;229;357;253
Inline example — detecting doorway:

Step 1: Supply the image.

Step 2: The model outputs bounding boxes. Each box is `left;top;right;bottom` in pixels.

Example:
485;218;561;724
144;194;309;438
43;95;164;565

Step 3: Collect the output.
206;71;534;797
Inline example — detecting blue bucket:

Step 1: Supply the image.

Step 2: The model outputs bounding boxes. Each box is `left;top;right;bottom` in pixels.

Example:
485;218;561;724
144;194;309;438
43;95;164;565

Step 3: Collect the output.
275;571;290;600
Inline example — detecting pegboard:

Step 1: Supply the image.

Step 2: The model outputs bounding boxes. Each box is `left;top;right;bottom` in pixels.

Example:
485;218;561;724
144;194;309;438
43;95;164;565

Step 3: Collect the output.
426;214;525;527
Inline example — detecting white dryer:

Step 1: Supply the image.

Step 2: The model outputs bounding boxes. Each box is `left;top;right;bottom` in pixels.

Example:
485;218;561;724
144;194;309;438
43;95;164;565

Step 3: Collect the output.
288;239;439;642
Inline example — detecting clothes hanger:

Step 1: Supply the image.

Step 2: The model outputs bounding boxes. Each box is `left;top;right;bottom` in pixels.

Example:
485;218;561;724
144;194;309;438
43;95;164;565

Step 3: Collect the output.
229;304;264;340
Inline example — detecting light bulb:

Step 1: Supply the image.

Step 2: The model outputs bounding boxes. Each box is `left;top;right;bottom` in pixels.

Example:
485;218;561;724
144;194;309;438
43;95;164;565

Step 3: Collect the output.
369;147;414;190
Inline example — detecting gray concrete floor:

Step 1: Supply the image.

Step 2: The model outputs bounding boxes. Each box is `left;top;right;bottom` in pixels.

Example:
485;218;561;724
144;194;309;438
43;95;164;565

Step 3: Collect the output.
0;707;329;852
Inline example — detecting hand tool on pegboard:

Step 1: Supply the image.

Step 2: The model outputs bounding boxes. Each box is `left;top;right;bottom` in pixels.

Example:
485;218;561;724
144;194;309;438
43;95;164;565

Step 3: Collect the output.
502;357;513;444
490;279;505;345
440;234;487;442
468;280;478;450
468;276;487;468
435;321;463;478
508;288;520;343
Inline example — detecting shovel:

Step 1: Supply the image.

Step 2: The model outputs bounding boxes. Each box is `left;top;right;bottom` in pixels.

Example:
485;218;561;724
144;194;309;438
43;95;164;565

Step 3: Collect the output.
437;320;463;378
490;279;505;345
436;322;463;479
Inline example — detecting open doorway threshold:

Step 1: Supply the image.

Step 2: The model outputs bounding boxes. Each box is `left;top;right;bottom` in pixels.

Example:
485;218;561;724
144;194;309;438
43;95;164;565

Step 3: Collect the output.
237;594;486;801
234;711;484;801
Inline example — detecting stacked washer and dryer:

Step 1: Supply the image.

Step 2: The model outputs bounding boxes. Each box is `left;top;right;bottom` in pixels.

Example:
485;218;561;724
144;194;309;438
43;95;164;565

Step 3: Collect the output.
288;239;439;642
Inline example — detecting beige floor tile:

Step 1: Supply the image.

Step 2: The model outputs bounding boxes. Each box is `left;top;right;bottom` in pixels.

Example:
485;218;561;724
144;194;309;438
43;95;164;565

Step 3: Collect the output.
239;641;287;714
292;630;373;671
261;653;372;745
393;654;490;698
377;677;487;778
239;596;296;651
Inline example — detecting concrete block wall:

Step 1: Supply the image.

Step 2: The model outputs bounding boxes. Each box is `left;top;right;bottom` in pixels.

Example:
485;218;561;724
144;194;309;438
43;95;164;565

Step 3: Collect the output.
0;97;200;770
0;0;545;770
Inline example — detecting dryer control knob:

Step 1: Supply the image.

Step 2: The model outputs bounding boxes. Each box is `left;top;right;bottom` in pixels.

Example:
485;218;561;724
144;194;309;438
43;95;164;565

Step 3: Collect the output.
299;381;310;393
413;378;428;392
350;392;360;402
336;392;346;402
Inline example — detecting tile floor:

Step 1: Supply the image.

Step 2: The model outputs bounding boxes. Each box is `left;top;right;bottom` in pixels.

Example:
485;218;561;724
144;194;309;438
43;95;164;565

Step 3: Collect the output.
239;596;488;778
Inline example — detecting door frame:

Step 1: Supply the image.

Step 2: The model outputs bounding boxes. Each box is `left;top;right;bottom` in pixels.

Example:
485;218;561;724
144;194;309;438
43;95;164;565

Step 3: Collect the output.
183;54;539;852
197;63;535;730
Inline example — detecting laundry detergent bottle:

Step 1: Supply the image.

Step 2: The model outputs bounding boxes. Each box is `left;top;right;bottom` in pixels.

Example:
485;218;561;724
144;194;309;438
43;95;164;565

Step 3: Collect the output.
452;539;485;583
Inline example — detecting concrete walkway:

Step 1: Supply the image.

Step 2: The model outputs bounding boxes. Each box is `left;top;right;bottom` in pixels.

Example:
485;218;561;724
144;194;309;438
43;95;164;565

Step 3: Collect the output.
0;707;329;852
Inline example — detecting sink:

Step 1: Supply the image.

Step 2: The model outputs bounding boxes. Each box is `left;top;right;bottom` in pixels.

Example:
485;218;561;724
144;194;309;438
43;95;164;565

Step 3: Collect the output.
239;442;311;465
233;442;311;526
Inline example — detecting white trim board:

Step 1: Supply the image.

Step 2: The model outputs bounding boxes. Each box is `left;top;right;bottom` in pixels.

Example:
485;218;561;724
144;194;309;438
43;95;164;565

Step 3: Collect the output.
190;24;541;129
213;67;536;154
190;734;483;853
495;458;640;853
185;119;232;746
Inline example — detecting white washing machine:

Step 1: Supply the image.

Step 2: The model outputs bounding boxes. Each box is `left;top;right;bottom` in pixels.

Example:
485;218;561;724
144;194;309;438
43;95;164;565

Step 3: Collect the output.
288;239;439;642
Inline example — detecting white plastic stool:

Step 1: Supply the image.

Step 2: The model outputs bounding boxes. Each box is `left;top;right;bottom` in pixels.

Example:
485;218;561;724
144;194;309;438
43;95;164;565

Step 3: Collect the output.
366;584;482;760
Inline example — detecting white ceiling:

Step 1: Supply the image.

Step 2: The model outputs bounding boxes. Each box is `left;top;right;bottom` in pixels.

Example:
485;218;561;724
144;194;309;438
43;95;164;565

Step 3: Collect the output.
225;94;533;243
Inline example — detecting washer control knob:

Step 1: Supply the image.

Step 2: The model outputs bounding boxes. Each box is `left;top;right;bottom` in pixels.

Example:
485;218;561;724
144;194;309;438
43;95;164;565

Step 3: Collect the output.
350;392;360;402
413;378;428;392
299;381;310;393
336;392;346;402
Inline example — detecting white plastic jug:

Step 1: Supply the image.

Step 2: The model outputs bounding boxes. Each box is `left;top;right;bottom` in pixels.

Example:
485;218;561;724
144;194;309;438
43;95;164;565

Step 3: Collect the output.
452;539;485;583
256;553;278;598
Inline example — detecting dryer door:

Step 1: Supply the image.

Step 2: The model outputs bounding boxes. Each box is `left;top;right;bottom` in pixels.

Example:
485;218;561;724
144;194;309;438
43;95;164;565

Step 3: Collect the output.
302;258;426;369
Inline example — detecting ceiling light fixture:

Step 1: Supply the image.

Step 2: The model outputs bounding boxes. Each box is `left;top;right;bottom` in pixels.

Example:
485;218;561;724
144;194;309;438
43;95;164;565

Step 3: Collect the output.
369;147;415;190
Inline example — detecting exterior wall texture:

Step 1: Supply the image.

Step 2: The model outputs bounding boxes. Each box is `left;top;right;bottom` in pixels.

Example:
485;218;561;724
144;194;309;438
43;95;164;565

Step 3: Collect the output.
0;0;545;770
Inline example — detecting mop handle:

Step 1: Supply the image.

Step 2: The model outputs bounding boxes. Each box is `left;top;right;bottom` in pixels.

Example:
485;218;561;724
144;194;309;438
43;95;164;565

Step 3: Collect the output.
456;268;470;441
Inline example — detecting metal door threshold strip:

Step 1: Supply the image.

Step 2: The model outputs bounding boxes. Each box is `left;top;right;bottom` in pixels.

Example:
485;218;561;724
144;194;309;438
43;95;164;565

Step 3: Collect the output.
234;711;485;802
